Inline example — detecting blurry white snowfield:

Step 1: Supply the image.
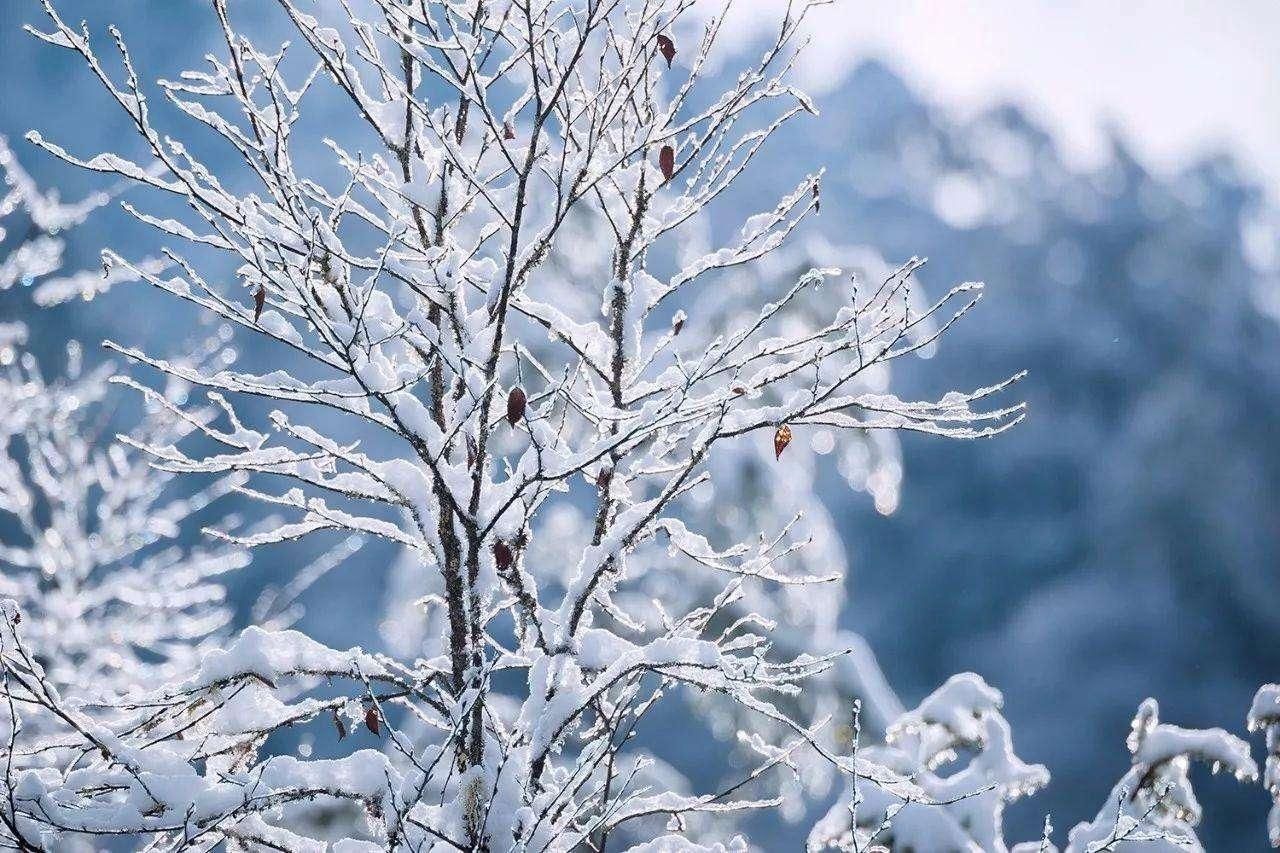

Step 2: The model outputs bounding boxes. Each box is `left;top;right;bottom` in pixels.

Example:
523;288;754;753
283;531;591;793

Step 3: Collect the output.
0;1;1275;850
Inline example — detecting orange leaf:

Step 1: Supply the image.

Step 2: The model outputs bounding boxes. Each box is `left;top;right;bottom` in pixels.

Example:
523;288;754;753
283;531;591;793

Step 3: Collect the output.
774;424;792;460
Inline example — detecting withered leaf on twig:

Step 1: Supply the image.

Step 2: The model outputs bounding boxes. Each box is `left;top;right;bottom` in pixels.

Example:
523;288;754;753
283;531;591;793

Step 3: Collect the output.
494;539;514;573
507;386;527;426
774;424;792;460
659;145;675;182
657;34;676;68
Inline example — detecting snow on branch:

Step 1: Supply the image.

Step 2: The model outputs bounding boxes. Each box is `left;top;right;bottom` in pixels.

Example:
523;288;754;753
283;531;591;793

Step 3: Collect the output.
1065;698;1258;853
809;673;1049;853
1250;684;1280;847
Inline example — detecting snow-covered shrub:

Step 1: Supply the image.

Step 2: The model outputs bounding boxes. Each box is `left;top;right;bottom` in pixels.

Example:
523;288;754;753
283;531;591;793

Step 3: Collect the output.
1249;684;1280;847
0;342;248;702
1;0;1027;848
1065;698;1257;852
1;132;249;715
809;673;1049;852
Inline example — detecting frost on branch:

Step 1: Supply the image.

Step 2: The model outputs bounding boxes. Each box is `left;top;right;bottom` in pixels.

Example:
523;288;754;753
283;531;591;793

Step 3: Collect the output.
1065;698;1258;852
12;0;1024;847
808;673;1049;852
1249;684;1280;847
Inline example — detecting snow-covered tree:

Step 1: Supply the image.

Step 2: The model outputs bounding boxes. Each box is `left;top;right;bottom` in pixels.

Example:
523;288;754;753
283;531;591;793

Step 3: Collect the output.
0;135;254;849
1065;698;1257;852
378;236;917;818
808;673;1049;853
0;128;364;850
2;0;1028;848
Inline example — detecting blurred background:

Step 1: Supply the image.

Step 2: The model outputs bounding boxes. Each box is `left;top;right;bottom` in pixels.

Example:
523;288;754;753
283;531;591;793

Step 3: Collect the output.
3;1;1279;848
